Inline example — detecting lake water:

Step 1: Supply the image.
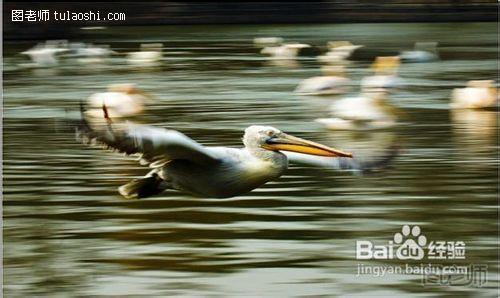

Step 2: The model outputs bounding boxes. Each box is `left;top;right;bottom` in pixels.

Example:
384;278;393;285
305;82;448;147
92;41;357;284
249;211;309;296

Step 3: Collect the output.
3;23;498;296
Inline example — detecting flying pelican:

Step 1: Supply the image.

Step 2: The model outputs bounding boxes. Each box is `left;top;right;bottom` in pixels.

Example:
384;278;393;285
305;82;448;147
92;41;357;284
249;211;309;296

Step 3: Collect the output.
399;42;439;63
295;65;351;95
78;106;396;199
450;80;498;109
85;83;154;119
126;43;163;66
361;56;402;92
261;43;311;60
315;90;398;130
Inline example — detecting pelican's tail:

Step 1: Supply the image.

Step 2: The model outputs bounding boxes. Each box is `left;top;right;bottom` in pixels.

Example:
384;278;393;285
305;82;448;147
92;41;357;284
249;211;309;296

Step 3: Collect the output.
118;173;167;199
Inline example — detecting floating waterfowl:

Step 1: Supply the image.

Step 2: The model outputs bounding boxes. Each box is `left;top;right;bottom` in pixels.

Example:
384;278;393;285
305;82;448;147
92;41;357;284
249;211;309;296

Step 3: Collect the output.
361;56;402;92
317;41;363;64
253;37;284;46
295;65;351;95
126;43;163;66
261;43;311;60
85;83;153;119
316;90;398;130
400;42;439;63
20;41;69;67
67;43;116;64
450;80;498;109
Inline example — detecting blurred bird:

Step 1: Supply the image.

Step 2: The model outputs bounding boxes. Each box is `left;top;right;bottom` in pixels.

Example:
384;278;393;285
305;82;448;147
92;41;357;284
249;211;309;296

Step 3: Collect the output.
126;43;163;66
361;56;402;92
315;90;398;130
78;108;397;199
20;41;68;67
67;43;116;64
261;43;311;60
451;108;497;139
85;83;154;119
317;41;363;64
400;42;439;63
295;65;352;95
253;37;284;46
450;80;498;109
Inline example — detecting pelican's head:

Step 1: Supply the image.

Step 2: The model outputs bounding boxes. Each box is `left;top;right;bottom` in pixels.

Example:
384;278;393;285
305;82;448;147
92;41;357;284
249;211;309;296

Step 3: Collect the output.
243;125;352;158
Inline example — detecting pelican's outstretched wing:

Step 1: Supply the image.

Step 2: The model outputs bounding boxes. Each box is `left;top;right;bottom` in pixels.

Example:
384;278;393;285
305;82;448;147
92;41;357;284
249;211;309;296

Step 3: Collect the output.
285;145;399;174
77;107;220;167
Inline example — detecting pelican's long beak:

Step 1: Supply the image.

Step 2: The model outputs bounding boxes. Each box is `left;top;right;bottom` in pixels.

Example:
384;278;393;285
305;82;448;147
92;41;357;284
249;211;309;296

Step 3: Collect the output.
263;133;353;158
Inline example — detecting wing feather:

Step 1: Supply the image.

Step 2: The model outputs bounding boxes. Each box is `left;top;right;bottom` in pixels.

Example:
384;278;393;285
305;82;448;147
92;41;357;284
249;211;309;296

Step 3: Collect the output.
77;109;220;167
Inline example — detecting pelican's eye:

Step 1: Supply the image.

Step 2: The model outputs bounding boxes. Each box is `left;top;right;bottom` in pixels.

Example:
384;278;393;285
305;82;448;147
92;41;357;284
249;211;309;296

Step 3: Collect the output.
266;130;275;137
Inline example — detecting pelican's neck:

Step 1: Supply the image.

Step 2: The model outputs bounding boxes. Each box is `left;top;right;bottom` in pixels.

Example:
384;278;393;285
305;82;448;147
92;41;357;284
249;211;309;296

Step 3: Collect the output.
245;146;279;160
245;146;287;169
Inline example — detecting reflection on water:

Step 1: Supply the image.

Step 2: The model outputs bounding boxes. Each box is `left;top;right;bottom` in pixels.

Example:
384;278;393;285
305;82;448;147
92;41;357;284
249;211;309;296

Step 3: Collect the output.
3;23;498;296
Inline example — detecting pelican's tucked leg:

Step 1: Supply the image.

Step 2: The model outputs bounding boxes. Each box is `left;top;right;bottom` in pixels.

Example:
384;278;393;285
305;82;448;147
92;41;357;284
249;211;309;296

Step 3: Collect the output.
118;172;169;199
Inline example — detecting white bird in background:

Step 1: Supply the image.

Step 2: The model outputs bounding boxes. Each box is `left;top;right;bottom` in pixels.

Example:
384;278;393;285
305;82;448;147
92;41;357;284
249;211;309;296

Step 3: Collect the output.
261;43;311;60
253;37;284;46
126;43;163;66
20;41;69;67
85;83;154;119
361;56;402;92
317;41;364;64
68;43;116;64
399;42;439;63
450;80;498;109
315;90;398;130
78;109;397;199
295;65;352;95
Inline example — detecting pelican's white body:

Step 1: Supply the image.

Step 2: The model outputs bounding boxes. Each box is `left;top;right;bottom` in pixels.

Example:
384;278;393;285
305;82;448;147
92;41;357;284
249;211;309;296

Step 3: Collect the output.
127;43;163;66
400;50;438;62
451;85;497;109
400;42;439;63
361;75;402;92
295;76;351;95
317;52;351;64
74;44;114;62
261;43;310;59
316;95;396;130
86;92;147;118
158;146;287;198
21;46;68;67
317;41;363;64
253;37;284;46
127;51;162;64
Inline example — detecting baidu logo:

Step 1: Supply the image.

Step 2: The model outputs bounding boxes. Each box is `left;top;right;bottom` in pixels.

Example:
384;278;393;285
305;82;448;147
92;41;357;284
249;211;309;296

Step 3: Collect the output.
356;225;464;261
394;225;427;260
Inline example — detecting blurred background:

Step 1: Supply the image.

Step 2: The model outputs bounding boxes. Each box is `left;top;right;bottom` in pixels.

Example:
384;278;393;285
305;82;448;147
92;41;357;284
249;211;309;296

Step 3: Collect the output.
3;1;498;296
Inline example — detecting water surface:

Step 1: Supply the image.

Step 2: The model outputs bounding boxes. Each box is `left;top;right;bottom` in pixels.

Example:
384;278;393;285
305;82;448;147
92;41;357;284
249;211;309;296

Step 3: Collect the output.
3;23;498;296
